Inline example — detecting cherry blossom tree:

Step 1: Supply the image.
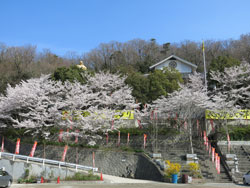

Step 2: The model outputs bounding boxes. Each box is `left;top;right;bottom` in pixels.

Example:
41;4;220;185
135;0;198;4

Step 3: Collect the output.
152;73;214;153
209;61;250;141
210;61;250;110
0;72;140;144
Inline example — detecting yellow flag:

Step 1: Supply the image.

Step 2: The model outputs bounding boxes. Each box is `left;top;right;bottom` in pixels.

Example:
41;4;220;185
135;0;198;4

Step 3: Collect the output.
202;41;205;52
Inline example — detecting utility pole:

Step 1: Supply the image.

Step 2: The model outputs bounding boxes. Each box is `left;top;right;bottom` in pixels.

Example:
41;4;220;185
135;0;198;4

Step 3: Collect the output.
202;41;207;92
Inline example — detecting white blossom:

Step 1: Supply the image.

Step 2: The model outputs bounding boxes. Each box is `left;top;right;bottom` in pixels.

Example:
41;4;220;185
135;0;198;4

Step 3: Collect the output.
0;72;140;141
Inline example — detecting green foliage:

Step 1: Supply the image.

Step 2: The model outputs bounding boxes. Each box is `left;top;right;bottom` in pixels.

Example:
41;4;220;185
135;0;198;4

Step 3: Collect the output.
125;72;150;104
25;177;37;183
113;127;146;136
219;125;250;141
18;174;37;184
3;128;26;140
49;171;54;179
65;172;100;181
209;56;241;73
24;169;29;179
126;67;182;104
51;65;93;84
136;58;154;74
208;56;241;87
120;146;143;153
148;68;182;102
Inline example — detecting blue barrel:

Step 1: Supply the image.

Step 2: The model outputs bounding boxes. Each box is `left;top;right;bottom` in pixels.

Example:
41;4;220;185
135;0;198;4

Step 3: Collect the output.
172;174;178;184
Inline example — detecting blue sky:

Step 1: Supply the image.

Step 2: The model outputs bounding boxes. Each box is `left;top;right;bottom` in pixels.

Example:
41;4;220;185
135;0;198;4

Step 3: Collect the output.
1;0;250;56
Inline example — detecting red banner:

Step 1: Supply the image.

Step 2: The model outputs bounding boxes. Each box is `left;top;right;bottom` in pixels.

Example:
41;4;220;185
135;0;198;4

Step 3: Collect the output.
212;147;215;162
61;145;68;162
70;116;73;129
215;153;218;170
143;134;147;149
209;143;211;155
217;156;220;174
117;131;120;146
75;130;79;143
111;120;114;130
1;137;4;152
206;137;209;151
154;109;157;120
175;113;178;121
66;128;69;139
127;133;130;145
29;141;37;157
93;151;95;168
227;133;231;152
210;119;215;131
58;129;63;142
106;132;109;144
196;120;199;135
150;111;154;120
137;119;142;129
15;138;20;154
184;121;187;130
203;131;207;145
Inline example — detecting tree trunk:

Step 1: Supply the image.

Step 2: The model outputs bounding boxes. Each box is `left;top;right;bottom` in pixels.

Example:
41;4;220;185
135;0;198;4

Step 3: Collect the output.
43;142;45;159
189;119;194;154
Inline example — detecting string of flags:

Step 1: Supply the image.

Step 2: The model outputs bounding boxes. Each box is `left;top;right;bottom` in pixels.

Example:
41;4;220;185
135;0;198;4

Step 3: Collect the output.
203;131;222;174
0;114;228;173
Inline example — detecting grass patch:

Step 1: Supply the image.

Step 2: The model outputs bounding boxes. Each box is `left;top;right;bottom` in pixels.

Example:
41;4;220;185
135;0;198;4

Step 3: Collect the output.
65;172;100;181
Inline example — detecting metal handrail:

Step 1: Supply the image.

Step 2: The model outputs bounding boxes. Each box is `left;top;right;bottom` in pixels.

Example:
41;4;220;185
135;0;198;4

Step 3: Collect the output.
214;143;233;181
0;152;98;172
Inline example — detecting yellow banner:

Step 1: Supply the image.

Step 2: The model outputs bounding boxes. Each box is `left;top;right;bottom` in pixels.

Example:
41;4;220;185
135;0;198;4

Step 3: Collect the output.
62;110;134;120
114;110;134;120
205;109;250;120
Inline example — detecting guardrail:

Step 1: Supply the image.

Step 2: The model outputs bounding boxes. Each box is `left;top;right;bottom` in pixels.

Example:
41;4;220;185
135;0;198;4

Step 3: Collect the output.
0;152;98;172
214;144;233;182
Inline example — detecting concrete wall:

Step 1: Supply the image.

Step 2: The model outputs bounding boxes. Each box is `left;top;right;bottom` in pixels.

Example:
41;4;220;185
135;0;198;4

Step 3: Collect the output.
0;133;192;182
1;136;166;182
218;141;250;145
0;158;78;181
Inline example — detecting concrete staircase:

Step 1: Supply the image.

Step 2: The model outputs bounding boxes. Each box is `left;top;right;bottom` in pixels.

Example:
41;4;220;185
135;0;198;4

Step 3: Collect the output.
219;144;250;183
157;142;191;173
193;142;232;183
153;139;232;182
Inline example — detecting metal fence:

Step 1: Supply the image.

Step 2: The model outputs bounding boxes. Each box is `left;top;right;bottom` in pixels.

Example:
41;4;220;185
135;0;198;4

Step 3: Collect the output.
0;151;98;172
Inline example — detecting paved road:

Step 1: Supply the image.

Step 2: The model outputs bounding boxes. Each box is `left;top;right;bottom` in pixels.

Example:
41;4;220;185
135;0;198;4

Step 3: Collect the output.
10;174;247;188
10;182;247;188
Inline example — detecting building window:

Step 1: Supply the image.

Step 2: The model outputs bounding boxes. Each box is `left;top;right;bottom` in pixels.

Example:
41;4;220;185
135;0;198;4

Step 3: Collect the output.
169;60;177;69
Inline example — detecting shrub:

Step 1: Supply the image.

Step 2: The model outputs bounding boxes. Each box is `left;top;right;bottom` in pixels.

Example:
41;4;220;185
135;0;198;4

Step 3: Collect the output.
24;169;29;179
165;160;181;176
219;125;250;141
186;163;201;178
